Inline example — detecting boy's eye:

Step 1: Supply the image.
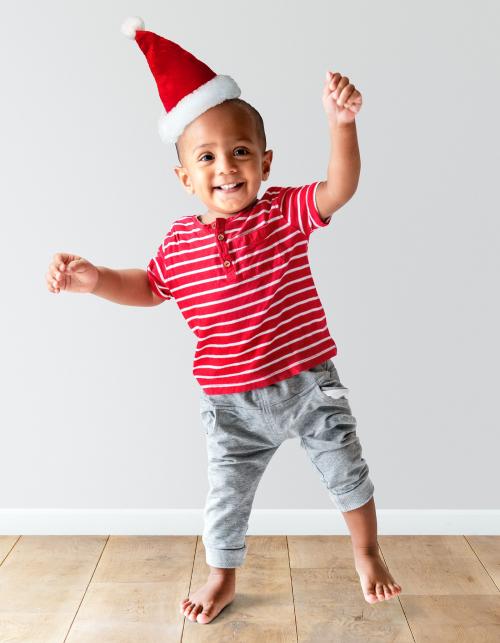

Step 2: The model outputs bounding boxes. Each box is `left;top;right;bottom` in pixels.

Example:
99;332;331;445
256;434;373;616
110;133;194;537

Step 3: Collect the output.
198;148;249;162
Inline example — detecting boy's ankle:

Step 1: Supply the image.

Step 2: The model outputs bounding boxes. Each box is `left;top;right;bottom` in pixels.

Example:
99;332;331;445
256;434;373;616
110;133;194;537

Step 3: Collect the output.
209;565;236;577
353;545;379;557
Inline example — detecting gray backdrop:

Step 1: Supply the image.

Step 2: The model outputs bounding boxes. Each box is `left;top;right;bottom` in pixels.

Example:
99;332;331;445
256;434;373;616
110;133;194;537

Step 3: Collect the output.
2;0;498;513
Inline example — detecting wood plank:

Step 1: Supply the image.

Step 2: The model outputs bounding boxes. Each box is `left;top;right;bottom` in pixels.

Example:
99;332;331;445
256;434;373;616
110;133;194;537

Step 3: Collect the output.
379;536;500;642
402;596;500;642
66;536;195;642
0;535;107;642
0;536;19;563
466;536;500;588
182;536;297;642
288;535;412;641
378;535;498;594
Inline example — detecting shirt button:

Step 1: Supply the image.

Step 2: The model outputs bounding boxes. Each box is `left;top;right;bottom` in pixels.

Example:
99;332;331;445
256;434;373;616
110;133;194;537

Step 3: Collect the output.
218;233;224;240
223;260;231;267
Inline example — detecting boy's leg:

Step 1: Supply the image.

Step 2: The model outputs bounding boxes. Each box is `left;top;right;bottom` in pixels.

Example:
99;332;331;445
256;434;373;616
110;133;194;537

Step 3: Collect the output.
202;431;278;568
342;496;402;602
299;361;402;602
201;399;280;568
182;400;280;624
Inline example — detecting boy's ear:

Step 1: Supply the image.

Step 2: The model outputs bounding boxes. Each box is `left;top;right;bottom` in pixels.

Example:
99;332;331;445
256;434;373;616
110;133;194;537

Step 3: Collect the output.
262;149;273;180
174;165;194;194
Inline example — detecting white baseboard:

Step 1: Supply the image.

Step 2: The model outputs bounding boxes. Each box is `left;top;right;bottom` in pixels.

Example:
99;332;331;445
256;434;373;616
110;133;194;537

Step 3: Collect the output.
0;509;499;535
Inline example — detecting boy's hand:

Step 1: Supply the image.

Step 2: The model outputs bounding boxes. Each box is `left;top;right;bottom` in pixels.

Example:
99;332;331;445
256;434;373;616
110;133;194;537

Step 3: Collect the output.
46;252;99;294
322;70;363;127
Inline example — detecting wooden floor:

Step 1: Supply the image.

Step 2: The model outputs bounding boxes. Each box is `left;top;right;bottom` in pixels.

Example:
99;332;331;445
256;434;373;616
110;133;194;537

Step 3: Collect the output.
0;535;499;642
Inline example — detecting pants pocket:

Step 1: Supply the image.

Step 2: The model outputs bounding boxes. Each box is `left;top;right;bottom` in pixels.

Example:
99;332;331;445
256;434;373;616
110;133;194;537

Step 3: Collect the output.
200;402;217;435
316;362;350;400
319;384;350;400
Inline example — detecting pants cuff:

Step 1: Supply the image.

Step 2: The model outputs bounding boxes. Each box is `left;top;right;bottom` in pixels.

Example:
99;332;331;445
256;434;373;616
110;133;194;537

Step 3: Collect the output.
329;476;375;512
203;541;247;568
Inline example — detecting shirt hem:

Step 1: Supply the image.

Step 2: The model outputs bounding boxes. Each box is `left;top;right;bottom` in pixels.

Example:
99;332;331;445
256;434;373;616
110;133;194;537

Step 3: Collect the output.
197;346;338;396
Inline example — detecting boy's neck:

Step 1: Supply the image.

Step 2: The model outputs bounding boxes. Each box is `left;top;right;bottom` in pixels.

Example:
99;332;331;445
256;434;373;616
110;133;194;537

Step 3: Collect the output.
199;213;232;225
198;196;259;225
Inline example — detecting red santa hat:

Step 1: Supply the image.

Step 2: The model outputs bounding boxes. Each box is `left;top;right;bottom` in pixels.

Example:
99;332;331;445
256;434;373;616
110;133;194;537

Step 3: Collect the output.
121;16;241;143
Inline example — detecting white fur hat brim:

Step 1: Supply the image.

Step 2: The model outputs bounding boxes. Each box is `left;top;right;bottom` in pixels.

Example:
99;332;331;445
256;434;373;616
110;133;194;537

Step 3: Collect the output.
158;75;241;144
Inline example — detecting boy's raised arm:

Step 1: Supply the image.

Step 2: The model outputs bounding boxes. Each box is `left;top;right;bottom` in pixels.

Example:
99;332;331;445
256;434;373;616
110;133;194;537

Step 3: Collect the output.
316;70;363;219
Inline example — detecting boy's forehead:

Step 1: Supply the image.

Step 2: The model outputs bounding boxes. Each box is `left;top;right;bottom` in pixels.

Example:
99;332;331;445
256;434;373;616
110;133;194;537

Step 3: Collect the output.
181;102;257;152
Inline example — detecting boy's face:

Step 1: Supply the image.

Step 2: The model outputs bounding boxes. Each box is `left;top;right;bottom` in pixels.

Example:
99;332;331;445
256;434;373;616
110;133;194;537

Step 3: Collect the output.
174;101;273;221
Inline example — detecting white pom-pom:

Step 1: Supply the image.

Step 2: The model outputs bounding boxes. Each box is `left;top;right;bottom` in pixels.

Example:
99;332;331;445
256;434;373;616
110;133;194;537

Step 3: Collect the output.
121;16;145;39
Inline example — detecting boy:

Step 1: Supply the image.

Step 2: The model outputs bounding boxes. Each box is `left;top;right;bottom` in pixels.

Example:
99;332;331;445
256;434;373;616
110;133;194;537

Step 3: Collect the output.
45;17;401;625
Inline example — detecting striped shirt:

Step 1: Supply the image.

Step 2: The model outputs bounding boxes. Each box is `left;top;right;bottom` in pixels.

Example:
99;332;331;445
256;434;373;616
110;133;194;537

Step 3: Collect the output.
147;181;338;395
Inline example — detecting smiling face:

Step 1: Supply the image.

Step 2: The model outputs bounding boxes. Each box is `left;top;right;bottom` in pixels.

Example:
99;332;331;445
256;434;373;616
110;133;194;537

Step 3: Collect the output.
174;100;273;223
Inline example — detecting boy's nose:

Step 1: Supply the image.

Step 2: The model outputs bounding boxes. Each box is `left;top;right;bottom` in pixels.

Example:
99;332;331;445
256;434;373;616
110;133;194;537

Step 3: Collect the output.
216;154;238;173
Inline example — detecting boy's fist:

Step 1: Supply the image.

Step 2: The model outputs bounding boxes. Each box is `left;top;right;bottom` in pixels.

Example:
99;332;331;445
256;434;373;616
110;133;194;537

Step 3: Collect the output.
46;253;99;294
322;70;363;126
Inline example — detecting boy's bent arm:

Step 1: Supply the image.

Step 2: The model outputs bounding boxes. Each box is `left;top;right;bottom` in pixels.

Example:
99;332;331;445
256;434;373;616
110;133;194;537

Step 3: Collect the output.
316;120;361;219
91;267;161;306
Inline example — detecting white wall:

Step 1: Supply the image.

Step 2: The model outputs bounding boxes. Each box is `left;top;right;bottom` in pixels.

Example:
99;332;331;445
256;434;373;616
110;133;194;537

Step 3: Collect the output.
1;0;499;515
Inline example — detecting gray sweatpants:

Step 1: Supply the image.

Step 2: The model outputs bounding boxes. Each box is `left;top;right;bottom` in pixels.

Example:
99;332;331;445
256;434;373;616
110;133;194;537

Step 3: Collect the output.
199;359;374;568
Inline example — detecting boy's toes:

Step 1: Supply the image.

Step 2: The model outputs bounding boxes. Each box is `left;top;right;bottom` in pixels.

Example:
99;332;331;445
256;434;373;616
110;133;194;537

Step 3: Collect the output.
196;610;211;624
183;601;194;617
189;604;202;621
363;586;379;603
389;583;399;596
375;583;386;601
196;604;216;624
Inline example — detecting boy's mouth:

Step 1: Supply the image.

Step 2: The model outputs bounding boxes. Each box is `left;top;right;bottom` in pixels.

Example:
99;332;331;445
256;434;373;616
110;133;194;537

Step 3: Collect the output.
214;182;244;193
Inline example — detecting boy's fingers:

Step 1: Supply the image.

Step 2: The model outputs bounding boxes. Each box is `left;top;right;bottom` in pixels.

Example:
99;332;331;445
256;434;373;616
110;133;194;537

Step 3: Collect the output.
53;253;79;271
324;72;340;89
345;90;362;110
323;84;333;100
338;84;355;106
328;72;342;89
334;78;349;97
47;277;58;292
53;253;66;268
46;267;59;291
50;258;62;274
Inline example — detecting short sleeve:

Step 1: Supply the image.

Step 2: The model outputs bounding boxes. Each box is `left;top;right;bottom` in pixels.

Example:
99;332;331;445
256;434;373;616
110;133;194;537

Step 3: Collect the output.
146;240;173;301
279;181;332;240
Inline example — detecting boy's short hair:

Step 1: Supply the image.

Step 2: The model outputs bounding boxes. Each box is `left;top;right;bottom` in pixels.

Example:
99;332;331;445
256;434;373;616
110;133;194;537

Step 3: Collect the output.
175;98;267;165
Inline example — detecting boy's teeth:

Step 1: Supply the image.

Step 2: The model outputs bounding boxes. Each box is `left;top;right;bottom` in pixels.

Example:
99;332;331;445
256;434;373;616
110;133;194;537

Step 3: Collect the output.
219;183;239;190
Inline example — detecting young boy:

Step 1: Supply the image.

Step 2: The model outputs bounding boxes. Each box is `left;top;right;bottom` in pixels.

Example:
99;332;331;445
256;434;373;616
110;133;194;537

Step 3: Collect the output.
45;17;401;625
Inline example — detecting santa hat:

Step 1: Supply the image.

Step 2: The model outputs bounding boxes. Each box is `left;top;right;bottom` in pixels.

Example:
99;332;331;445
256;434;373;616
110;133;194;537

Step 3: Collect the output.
121;16;241;144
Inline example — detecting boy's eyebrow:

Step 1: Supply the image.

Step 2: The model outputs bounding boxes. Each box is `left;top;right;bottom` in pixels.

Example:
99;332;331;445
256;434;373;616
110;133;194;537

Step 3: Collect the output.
193;142;215;152
192;138;253;153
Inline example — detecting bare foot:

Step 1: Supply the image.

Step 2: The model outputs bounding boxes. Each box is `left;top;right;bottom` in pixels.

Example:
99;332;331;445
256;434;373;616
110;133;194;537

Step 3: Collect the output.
353;548;402;603
180;568;236;624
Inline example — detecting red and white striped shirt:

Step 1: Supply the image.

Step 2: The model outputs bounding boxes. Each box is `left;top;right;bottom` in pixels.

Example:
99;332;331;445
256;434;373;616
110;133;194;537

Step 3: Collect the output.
147;181;338;395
